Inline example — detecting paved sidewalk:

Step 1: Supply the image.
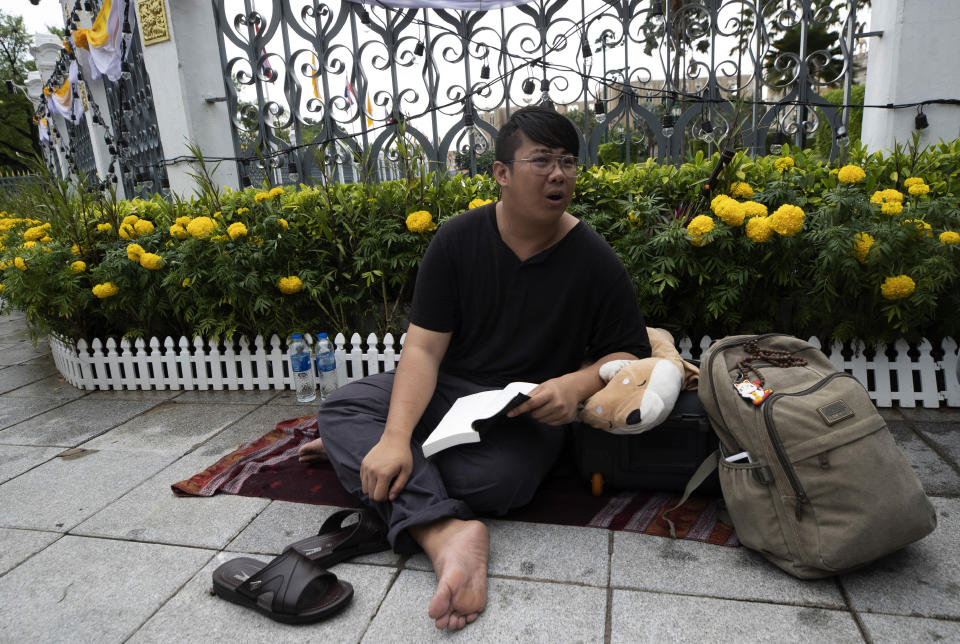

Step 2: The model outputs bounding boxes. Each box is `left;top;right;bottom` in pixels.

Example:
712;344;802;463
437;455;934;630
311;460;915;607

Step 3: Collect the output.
1;308;958;643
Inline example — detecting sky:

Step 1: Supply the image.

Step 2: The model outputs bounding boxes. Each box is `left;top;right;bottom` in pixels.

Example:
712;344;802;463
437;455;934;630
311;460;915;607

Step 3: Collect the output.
8;0;65;36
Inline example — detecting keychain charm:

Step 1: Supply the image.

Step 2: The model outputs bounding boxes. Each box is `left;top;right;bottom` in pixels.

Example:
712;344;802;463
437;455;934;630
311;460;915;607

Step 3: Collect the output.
735;379;772;405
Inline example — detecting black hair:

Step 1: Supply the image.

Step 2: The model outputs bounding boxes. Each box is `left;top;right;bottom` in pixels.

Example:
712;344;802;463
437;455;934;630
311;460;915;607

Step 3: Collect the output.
494;105;580;164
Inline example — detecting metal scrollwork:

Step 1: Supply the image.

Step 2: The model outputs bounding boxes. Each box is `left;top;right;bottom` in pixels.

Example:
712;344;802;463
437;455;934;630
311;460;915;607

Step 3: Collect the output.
211;0;860;183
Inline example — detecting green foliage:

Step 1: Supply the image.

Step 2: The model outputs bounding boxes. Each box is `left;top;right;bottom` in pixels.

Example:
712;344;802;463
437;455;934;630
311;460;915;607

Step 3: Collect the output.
2;138;959;347
814;84;865;160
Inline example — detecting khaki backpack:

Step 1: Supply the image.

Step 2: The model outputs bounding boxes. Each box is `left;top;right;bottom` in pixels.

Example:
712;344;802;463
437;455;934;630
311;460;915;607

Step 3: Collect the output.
669;333;936;579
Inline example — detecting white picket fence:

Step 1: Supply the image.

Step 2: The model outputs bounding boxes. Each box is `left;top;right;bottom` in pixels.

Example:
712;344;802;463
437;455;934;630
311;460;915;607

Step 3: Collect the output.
47;332;960;407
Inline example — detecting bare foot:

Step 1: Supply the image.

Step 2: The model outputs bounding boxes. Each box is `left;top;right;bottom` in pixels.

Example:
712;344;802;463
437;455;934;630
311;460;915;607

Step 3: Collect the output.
410;518;489;631
298;436;328;463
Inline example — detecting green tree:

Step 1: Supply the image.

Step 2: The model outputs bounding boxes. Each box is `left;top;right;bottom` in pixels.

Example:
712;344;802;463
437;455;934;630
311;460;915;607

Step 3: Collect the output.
0;11;40;172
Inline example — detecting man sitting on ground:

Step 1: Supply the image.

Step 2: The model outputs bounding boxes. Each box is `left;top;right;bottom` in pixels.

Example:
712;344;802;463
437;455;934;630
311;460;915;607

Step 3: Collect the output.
298;105;650;630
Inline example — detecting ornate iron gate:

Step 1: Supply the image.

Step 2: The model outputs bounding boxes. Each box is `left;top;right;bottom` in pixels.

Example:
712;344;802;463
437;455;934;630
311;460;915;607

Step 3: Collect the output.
211;0;863;182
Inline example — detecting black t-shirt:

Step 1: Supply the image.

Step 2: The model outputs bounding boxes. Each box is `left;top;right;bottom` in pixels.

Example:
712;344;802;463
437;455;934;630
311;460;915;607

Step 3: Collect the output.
409;203;650;387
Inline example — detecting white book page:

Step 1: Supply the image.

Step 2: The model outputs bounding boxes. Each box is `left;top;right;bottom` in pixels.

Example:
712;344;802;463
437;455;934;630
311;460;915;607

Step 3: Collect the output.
421;382;537;458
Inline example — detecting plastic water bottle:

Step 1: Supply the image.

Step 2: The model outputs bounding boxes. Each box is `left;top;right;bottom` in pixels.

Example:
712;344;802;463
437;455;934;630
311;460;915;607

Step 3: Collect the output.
315;332;338;401
288;334;316;402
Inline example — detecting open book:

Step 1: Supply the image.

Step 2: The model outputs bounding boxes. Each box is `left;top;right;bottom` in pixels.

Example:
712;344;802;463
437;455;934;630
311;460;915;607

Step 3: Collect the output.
421;382;538;458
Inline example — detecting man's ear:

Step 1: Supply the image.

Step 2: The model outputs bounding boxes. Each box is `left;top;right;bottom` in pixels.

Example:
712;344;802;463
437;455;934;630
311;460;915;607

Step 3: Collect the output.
492;160;510;187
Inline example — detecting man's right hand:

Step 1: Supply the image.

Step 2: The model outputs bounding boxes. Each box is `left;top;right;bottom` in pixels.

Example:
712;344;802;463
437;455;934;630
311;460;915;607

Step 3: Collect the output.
360;433;414;502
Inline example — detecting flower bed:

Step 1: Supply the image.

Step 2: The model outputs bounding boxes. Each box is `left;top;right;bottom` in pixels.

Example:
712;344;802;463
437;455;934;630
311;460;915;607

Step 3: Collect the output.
1;140;959;349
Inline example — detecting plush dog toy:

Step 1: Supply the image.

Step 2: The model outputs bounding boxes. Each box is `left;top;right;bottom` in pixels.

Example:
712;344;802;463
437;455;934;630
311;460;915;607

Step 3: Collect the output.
579;327;699;434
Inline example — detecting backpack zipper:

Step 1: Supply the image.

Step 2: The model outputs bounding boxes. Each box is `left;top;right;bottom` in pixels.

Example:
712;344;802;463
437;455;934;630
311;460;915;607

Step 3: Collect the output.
762;371;850;520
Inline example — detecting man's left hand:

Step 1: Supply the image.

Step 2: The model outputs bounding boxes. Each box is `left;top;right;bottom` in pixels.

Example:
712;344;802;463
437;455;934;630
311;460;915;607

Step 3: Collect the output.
507;377;579;426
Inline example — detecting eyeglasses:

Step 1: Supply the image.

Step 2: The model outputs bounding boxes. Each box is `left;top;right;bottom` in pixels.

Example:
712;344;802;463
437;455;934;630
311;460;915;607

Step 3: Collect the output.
507;154;578;176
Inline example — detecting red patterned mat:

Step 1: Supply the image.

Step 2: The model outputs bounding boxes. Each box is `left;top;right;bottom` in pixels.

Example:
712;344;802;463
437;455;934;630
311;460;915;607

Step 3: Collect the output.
172;416;738;547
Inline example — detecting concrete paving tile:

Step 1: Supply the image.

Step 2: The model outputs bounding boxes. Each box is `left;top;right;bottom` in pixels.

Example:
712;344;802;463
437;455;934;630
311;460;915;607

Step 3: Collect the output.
0;528;61;575
611;532;844;607
0;448;175;531
860;613;960;643
0;535;213;643
270;390;324;406
405;519;609;586
226;501;402;566
80;401;258;455
172;388;279;403
0;374;86;402
0;326;32;343
261;401;321;420
898;407;960;423
0;340;49;366
72;449;270;549
841;497;960;619
888;421;960;496
0;444;63;484
364;569;606;643
82;388;183;401
878;407;904;422
610;590;862;644
912;421;960;469
129;556;395;643
0;396;67;431
0;362;60;394
0;398;162;447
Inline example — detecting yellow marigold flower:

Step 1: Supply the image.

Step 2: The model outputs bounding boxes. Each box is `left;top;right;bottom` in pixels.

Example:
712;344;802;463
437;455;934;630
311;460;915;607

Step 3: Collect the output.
768;204;805;236
139;252;164;270
269;186;285;198
169;224;188;240
40;235;52;243
213;211;222;219
870;189;904;204
469;198;493;209
134;220;155;235
406;210;437;233
710;194;734;213
186;216;217;238
729;182;754;199
126;243;145;261
21;240;38;249
902;219;932;238
715;200;747;227
881;201;904;216
903;177;924;188
122;214;140;227
236;207;250;215
745;216;774;243
686;215;715;237
0;260;9;270
97;223;113;232
210;235;227;242
853;232;875;263
742;201;768;218
181;277;192;287
881;275;915;300
23;225;46;241
92;282;119;299
118;223;137;240
227;222;248;239
175;216;191;226
277;218;288;229
908;183;930;196
0;284;4;292
14;256;28;270
254;192;270;203
939;231;960;245
837;165;866;184
277;275;303;294
70;260;86;273
774;157;794;173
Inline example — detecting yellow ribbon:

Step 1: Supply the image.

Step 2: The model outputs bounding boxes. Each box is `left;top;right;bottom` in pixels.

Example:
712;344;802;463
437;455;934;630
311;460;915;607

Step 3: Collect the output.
73;0;113;50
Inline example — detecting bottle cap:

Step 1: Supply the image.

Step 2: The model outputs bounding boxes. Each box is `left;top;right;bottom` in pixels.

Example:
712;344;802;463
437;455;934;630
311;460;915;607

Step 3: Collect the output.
291;333;302;339
317;332;328;339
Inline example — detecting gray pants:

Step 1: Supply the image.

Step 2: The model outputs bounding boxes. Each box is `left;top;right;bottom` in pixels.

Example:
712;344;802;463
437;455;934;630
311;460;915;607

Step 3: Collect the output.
316;370;566;553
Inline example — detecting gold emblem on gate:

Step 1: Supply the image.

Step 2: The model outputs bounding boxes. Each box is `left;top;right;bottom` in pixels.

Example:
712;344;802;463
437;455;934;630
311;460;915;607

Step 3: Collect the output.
817;400;854;425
